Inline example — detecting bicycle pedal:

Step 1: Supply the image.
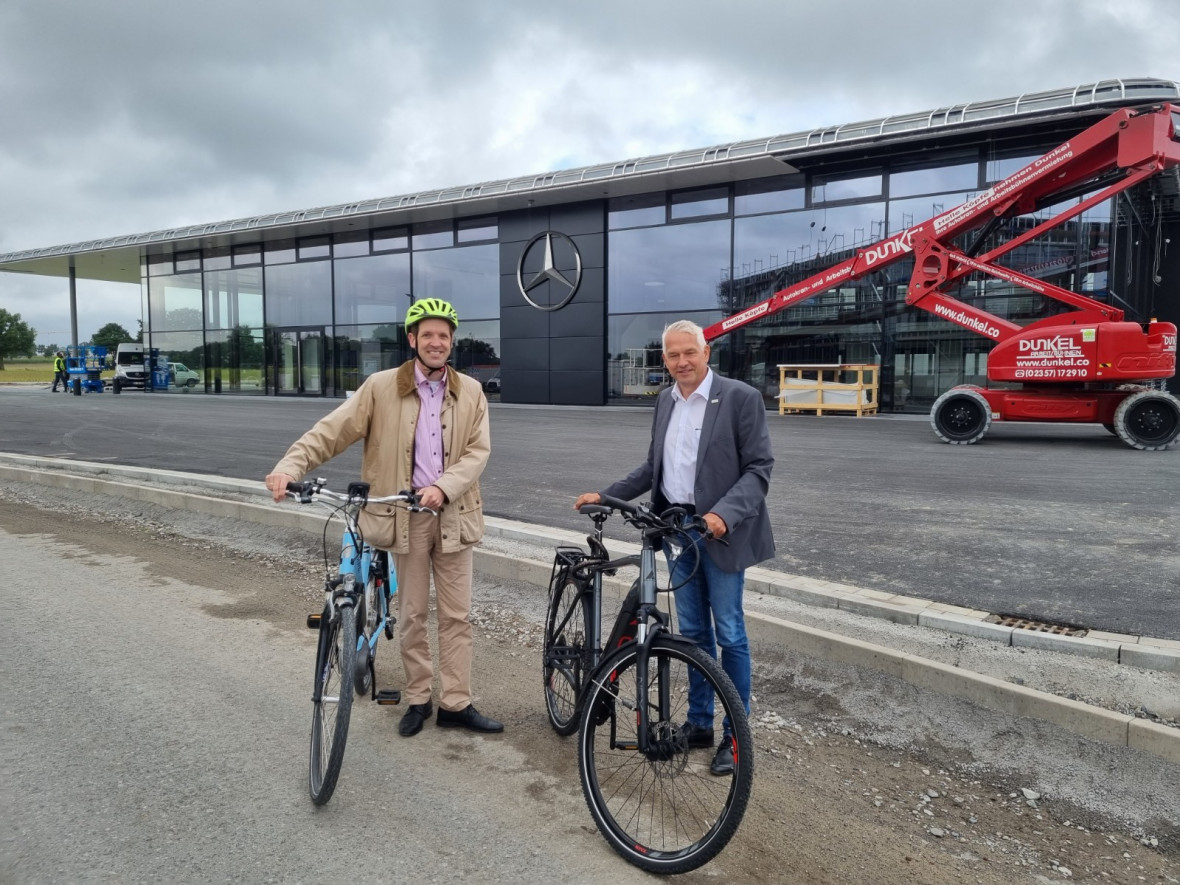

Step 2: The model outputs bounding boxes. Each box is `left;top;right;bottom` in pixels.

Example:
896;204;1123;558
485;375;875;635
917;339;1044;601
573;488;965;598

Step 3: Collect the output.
375;689;402;705
384;616;396;641
306;614;321;629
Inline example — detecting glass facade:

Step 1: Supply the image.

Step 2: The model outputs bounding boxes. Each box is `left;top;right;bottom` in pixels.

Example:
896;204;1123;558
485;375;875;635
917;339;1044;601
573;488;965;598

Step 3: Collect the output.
141;222;503;398
131;128;1173;410
602;149;1134;410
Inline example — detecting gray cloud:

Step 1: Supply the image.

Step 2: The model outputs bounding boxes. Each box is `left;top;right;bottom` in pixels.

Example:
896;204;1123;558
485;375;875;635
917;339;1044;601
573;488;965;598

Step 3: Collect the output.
1;0;1176;343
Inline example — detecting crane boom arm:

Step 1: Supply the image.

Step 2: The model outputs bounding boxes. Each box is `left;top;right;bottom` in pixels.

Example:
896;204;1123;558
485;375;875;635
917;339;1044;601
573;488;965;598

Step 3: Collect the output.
703;103;1180;343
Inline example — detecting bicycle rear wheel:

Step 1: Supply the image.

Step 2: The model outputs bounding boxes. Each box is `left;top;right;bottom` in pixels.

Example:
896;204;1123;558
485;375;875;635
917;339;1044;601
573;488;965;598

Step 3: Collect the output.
543;569;593;736
309;602;357;805
577;636;754;874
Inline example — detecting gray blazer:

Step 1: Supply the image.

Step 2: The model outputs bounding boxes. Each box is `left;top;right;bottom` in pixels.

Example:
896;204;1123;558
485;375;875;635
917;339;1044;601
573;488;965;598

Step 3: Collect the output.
601;373;775;572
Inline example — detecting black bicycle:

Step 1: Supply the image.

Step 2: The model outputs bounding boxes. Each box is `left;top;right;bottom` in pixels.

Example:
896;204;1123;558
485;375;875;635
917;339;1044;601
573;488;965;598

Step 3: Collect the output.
542;495;754;874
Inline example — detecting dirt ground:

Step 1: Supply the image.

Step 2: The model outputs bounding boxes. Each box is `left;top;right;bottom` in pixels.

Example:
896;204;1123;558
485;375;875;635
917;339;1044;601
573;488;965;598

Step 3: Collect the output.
2;487;1178;884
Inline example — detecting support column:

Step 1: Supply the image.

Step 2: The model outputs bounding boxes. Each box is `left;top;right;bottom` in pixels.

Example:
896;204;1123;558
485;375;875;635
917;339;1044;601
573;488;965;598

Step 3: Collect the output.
69;261;79;348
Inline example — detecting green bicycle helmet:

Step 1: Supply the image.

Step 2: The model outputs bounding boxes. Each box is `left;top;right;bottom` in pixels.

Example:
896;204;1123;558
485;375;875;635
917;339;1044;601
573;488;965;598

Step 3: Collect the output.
405;297;458;331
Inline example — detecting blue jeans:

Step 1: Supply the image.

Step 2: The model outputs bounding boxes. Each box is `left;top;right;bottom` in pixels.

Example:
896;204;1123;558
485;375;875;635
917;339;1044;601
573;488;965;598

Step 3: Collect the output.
666;530;751;739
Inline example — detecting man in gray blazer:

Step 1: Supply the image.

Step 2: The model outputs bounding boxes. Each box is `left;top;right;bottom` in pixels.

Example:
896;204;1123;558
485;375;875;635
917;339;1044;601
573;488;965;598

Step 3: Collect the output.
575;319;774;775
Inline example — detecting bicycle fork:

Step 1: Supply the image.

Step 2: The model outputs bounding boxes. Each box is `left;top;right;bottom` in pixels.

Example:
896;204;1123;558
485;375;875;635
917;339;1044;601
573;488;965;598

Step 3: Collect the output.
605;546;679;760
309;575;357;704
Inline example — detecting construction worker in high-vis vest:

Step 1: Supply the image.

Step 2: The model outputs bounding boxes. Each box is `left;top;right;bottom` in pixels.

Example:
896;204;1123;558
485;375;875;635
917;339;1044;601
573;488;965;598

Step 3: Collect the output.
52;352;69;392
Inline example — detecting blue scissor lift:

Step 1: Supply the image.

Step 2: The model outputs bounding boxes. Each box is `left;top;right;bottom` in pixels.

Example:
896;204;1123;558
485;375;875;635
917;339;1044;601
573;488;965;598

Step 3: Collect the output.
66;345;109;395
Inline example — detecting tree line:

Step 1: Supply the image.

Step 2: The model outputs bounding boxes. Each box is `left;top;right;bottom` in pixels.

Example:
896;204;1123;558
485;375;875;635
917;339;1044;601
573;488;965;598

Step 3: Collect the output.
0;309;140;369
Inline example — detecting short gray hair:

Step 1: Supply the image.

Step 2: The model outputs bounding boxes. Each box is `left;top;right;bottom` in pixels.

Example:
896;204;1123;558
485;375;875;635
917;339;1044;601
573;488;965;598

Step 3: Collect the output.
662;320;706;352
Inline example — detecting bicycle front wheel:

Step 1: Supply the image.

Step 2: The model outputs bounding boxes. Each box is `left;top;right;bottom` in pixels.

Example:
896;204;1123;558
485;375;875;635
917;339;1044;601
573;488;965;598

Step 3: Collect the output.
542;570;592;736
577;636;754;874
309;603;357;805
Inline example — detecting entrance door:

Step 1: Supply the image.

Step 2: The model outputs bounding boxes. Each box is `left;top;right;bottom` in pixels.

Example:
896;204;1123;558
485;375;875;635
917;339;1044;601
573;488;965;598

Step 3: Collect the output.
275;328;326;395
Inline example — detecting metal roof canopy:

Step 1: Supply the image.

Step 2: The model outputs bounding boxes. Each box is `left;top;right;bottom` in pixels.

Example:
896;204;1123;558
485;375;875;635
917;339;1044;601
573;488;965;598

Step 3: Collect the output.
2;77;1177;285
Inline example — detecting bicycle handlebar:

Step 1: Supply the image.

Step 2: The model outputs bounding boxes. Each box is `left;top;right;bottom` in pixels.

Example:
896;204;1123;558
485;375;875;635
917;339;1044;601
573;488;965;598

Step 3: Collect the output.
285;479;437;515
589;494;724;545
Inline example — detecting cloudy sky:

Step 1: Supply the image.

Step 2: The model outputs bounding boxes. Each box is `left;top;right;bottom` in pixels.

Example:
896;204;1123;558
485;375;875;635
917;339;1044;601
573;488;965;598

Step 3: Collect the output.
1;0;1177;346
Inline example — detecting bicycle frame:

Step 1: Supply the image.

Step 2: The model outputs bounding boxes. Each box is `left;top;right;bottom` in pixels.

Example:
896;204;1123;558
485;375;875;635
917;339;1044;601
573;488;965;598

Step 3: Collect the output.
582;498;705;757
292;480;423;704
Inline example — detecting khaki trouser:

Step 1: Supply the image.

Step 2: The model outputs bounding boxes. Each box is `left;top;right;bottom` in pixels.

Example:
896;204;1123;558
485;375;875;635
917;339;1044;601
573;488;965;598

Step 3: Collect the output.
392;510;474;712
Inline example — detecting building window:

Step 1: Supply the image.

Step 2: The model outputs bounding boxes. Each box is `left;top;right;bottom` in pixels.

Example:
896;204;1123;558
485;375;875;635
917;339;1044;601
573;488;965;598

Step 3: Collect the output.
298;236;330;261
412;243;498;320
457;217;498;243
265;239;297;265
735;177;805;216
264;261;332;326
609;193;665;229
608;219;730;314
174;250;201;273
333;231;370;258
206;266;264;330
149;272;203;331
232;244;261;267
334;252;411;326
670;187;729;220
811;172;882;204
889;161;979;198
412;221;454;250
372;227;408;252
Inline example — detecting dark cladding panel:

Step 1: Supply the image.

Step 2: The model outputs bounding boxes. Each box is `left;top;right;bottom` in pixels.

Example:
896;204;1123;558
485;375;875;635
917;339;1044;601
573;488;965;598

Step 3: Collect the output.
550;336;603;373
549;296;605;339
498;212;551;244
568;232;605;269
549;201;607;237
548;371;605;405
497;202;607;406
500;370;548;404
501;336;550;371
499;301;551;337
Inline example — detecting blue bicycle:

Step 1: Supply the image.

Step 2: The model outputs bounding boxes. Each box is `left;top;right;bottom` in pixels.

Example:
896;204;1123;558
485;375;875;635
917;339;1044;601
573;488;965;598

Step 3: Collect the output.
285;479;431;805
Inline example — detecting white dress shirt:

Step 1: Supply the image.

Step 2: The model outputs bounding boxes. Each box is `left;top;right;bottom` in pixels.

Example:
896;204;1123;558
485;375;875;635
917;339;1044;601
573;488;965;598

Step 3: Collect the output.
660;370;714;506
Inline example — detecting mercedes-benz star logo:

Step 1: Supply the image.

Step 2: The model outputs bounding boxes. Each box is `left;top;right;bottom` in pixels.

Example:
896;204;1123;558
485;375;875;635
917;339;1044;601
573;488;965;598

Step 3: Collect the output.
516;231;582;311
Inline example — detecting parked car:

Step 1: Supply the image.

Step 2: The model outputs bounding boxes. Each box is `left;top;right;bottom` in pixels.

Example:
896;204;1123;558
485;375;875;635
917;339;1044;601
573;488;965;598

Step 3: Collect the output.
169;362;200;388
484;375;501;394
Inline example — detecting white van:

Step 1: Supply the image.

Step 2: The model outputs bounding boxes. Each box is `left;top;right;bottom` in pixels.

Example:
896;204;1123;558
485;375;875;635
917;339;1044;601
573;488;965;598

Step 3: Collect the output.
114;343;147;389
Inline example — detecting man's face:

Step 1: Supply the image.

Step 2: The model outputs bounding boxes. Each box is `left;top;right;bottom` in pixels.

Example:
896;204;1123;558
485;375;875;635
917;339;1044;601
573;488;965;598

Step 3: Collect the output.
662;330;711;393
409;317;454;371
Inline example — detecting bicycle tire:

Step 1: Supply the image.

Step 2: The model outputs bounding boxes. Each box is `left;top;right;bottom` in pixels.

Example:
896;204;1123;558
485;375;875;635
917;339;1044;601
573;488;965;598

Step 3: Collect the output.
354;578;376;697
577;636;754;874
542;569;593;736
308;602;357;805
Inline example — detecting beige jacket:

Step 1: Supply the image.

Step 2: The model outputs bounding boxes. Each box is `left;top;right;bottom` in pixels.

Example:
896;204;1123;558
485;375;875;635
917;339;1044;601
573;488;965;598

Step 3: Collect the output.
271;360;490;554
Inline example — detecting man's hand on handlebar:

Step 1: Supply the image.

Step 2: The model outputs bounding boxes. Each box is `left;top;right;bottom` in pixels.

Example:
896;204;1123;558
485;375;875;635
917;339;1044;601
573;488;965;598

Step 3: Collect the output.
417;484;446;512
265;472;295;503
701;511;728;540
574;492;602;511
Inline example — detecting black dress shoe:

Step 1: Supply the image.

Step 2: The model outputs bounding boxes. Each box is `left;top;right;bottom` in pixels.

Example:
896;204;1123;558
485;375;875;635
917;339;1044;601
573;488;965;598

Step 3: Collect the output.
398;701;433;737
679;721;714;749
436;704;504;733
710;736;735;776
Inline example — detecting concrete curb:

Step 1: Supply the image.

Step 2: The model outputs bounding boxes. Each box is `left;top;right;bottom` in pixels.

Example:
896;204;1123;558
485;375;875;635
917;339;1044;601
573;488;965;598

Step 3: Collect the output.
2;451;1178;766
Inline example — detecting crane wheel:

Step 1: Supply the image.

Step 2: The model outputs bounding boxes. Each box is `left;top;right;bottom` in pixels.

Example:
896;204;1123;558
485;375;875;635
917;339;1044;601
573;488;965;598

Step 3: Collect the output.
1113;390;1180;451
930;388;992;445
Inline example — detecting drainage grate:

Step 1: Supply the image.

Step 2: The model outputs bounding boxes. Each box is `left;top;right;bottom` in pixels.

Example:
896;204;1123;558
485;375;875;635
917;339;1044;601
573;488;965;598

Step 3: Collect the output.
988;614;1088;637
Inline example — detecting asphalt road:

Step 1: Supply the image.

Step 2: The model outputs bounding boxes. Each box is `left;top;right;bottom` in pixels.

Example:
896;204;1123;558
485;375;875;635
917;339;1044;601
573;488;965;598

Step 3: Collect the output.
3;385;1178;639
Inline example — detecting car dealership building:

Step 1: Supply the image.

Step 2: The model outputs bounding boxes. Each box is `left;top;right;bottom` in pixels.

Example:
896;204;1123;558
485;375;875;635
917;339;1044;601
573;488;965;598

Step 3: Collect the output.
2;77;1177;409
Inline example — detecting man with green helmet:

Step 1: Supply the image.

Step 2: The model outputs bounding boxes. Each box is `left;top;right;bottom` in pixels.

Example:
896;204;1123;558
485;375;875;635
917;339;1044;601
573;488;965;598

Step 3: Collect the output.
266;296;502;736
